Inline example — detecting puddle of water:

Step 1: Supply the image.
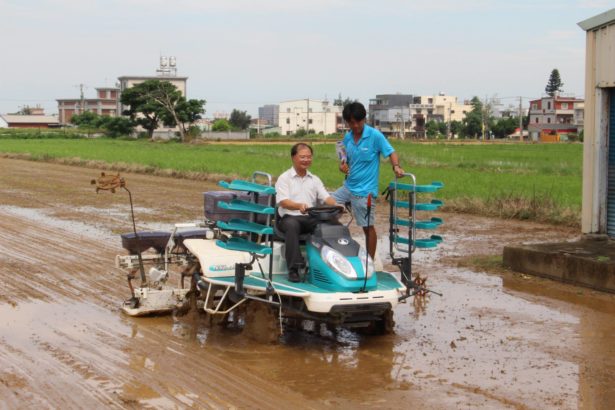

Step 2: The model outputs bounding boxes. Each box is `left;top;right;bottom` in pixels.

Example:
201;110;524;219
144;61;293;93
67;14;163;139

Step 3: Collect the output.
0;205;114;242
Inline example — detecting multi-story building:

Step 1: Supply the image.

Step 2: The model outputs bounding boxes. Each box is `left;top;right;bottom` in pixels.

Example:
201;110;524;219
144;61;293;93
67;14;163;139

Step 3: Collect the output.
369;93;472;138
279;99;343;135
57;87;119;124
368;94;414;138
528;95;584;140
258;104;279;126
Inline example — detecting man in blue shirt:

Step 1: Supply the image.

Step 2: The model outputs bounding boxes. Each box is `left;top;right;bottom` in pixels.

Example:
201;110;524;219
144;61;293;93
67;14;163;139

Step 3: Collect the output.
332;102;405;258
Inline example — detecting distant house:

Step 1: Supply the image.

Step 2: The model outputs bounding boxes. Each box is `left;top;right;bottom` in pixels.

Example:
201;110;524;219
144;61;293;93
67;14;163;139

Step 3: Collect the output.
527;95;584;141
57;87;119;125
0;114;59;128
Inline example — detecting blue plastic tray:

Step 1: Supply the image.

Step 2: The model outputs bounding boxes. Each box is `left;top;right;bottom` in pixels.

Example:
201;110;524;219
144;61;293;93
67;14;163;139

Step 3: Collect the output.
215;237;272;255
415;199;444;211
217;199;275;215
389;181;444;193
218;180;276;195
390;234;443;248
391;217;443;229
394;199;443;211
216;218;274;235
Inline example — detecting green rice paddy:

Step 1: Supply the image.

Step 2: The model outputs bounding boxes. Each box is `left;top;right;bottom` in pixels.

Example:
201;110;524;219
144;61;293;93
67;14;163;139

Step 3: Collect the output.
0;138;582;225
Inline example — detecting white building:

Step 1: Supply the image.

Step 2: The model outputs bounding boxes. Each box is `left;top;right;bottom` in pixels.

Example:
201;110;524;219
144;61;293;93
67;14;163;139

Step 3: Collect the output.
412;94;473;123
279;99;343;135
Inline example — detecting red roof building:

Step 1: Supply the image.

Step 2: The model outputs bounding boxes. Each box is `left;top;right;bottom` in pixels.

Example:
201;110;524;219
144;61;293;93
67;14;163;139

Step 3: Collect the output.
528;95;584;140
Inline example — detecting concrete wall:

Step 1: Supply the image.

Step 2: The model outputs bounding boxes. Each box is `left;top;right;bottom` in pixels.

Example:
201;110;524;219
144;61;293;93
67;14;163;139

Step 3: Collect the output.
579;11;615;234
199;131;250;140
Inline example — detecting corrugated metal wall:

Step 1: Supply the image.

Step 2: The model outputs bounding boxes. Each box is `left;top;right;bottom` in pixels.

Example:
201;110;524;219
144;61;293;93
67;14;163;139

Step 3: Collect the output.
607;89;615;236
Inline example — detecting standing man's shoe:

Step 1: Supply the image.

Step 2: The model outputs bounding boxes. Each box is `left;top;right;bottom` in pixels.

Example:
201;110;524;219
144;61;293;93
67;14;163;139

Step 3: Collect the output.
288;270;301;283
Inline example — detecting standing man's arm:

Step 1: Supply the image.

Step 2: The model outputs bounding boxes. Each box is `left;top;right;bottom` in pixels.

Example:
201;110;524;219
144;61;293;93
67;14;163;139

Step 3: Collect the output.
377;132;405;178
389;152;405;177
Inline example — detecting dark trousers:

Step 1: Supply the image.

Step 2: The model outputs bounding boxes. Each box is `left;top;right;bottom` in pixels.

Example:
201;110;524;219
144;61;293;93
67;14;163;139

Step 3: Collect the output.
279;215;319;273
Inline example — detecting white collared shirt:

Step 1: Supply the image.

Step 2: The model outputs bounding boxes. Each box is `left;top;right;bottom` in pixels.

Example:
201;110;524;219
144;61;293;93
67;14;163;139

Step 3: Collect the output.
275;167;330;217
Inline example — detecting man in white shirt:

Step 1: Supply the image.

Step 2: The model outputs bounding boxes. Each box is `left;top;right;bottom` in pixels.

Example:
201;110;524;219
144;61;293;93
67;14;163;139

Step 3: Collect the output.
276;143;339;282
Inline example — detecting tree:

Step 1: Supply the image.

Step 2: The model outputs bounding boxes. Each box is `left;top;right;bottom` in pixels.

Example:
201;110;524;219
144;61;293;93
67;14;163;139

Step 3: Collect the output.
71;111;102;128
425;120;440;138
545;69;564;97
120;79;205;141
212;118;231;132
161;98;206;137
229;109;251;130
491;117;518;138
437;122;448;136
120;80;164;139
176;99;206;127
333;93;357;107
450;120;462;138
462;96;483;138
146;81;187;141
103;116;135;138
70;112;134;137
17;106;33;115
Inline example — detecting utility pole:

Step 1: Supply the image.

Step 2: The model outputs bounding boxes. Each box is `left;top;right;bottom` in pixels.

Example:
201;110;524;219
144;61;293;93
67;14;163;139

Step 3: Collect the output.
518;96;523;141
306;98;310;134
447;102;452;139
482;95;487;140
79;83;85;113
400;106;405;140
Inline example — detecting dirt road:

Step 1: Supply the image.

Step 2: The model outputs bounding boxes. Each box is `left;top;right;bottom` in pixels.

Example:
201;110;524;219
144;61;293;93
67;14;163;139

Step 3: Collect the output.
0;157;613;409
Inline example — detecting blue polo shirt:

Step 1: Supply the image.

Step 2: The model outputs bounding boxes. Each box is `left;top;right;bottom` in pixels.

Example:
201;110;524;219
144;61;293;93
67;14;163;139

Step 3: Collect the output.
342;124;394;197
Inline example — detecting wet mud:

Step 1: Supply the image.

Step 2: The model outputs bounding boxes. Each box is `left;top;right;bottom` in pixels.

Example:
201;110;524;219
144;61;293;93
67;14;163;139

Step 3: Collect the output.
1;157;614;409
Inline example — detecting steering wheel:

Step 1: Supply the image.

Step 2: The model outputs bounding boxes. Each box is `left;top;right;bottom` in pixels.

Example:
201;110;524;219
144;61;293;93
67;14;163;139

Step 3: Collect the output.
306;205;344;221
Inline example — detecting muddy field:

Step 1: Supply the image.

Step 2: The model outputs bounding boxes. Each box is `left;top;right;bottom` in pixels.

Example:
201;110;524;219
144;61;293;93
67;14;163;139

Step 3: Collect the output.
1;157;614;409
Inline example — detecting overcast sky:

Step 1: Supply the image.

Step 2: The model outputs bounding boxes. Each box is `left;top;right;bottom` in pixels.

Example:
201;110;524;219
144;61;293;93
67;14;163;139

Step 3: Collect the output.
0;0;611;117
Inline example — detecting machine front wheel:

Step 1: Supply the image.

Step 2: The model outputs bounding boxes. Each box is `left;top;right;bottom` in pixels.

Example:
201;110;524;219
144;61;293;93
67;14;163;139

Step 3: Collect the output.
358;309;395;335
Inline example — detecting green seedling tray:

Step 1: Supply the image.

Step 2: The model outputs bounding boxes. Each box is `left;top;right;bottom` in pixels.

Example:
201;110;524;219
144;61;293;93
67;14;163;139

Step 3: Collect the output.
218;199;275;215
393;199;443;210
218;180;276;195
391;217;443;229
389;181;444;193
391;234;443;248
215;237;272;255
216;218;274;235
